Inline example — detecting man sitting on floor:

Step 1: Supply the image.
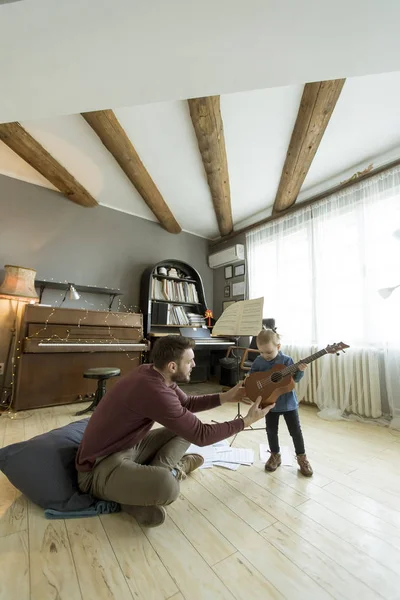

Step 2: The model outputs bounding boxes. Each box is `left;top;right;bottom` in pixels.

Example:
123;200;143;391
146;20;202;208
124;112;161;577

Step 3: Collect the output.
76;335;272;527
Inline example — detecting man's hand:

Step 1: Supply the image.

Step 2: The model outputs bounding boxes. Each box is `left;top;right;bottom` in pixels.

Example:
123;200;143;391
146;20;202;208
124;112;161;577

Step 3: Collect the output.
297;363;308;372
243;396;275;428
220;381;246;404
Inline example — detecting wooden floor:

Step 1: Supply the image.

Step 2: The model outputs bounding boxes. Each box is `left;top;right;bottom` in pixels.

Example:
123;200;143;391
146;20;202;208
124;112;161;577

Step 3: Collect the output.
1;386;400;600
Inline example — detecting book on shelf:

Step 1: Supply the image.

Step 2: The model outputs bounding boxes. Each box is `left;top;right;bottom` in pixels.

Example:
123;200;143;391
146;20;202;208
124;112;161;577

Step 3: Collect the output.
152;303;203;326
187;312;206;326
152;277;199;304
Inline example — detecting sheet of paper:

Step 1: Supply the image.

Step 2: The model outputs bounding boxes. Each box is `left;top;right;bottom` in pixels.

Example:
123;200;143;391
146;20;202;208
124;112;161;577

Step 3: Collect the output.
186;444;219;463
212;297;264;337
281;446;294;466
214;462;240;471
213;440;230;448
215;448;254;465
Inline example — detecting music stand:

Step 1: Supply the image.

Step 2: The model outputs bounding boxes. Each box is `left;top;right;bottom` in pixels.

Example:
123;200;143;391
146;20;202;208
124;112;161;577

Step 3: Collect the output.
211;298;265;445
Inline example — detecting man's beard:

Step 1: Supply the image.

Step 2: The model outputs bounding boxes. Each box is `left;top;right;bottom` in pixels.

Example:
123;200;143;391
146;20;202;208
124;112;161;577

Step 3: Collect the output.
171;368;192;384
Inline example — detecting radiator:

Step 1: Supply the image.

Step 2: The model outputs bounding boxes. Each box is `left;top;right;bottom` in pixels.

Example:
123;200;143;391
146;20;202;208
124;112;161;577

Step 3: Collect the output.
282;344;383;419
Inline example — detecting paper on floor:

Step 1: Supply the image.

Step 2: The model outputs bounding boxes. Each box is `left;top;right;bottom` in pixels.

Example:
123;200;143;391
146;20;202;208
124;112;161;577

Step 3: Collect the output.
185;441;253;469
214;461;240;470
215;448;254;465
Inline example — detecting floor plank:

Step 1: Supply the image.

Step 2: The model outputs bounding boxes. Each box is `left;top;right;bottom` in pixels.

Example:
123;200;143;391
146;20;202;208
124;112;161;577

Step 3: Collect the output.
167;493;236;565
1;399;400;600
100;512;178;600
193;469;277;532
144;515;235;600
181;476;331;600
214;467;400;599
262;521;380;600
0;474;27;538
28;502;82;600
298;500;400;575
0;530;29;600
65;517;133;600
213;552;284;600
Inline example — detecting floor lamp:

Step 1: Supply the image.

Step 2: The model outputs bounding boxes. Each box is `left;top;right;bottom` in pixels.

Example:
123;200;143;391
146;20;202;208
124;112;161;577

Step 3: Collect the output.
0;265;39;418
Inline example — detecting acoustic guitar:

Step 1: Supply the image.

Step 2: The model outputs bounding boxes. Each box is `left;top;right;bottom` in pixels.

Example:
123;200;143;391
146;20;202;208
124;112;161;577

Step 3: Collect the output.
244;342;349;408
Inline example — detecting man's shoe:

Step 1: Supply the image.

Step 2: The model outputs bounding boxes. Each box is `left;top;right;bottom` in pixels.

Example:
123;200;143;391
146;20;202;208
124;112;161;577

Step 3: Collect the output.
297;454;313;477
265;452;281;472
121;505;166;527
176;453;204;480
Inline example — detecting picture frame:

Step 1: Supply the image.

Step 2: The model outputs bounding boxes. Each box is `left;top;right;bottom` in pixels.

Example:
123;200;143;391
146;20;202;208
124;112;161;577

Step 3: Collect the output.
222;300;236;311
234;263;245;277
224;284;230;298
224;265;233;279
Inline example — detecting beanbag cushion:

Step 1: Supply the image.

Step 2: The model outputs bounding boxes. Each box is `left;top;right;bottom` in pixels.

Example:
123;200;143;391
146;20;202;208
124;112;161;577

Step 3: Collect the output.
0;418;95;512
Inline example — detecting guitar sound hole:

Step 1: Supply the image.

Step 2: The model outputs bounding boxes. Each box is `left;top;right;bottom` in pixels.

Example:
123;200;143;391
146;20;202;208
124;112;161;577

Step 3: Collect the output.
271;372;283;383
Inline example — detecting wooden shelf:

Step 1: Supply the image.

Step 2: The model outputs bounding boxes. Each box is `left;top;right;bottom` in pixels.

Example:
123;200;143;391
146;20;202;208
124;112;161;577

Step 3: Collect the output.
151;299;201;306
35;280;123;309
153;274;197;284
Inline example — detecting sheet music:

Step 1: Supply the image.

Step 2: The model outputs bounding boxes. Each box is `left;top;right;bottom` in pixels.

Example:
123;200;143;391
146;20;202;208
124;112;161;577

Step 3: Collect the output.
214;448;254;465
212;297;264;336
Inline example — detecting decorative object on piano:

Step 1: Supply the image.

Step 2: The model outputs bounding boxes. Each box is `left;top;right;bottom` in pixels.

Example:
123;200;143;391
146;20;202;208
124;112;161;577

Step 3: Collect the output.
224;265;233;279
234;263;246;277
12;305;149;411
224;285;230;298
0;265;39;418
205;308;213;327
244;341;350;408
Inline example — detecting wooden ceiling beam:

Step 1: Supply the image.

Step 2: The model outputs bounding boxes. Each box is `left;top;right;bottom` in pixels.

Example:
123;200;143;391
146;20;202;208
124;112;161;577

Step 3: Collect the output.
273;78;346;213
0;122;97;207
81;110;181;234
188;96;233;237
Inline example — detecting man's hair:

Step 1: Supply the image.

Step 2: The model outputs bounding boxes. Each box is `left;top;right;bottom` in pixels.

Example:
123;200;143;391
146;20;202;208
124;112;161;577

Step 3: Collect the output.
151;335;195;369
256;328;281;346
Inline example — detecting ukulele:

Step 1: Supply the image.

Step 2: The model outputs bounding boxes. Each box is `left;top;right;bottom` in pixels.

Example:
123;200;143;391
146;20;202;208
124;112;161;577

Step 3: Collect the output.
244;342;349;408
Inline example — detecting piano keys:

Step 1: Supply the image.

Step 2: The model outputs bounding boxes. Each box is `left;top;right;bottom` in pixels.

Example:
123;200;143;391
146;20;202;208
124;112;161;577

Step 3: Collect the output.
13;305;149;411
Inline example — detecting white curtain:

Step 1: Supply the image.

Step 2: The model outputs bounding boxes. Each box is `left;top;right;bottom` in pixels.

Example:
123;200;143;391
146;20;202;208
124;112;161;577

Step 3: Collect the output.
247;167;400;425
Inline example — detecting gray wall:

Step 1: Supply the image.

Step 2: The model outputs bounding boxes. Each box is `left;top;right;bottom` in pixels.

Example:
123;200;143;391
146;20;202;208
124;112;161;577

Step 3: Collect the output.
210;232;247;319
0;175;213;390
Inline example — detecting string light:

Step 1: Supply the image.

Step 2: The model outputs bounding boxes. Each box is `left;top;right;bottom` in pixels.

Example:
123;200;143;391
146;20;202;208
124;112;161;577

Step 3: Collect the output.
2;282;147;416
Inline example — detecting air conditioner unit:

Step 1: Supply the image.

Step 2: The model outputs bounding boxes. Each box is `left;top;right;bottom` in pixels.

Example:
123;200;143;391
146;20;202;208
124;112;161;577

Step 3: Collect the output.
208;244;244;269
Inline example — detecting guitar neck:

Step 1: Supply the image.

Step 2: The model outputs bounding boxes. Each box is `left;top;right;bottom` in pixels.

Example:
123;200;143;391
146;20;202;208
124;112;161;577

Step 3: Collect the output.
282;349;328;377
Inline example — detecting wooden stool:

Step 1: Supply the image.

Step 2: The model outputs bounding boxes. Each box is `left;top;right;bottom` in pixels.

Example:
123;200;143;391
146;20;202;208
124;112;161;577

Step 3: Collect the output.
75;367;121;416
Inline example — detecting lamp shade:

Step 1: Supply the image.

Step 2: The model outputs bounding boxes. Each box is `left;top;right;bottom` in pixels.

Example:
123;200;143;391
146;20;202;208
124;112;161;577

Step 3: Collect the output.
0;265;39;303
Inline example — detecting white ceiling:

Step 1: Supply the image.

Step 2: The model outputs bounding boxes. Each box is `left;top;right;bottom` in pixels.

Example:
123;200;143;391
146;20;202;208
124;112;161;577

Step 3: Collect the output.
2;2;400;238
2;0;400;124
2;70;400;238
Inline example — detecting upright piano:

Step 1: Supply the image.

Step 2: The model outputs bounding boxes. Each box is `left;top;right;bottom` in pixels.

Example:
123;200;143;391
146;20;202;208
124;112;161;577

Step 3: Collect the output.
13;305;149;411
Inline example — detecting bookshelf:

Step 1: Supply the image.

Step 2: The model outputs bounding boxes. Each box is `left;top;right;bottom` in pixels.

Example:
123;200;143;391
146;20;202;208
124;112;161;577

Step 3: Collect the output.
140;259;209;337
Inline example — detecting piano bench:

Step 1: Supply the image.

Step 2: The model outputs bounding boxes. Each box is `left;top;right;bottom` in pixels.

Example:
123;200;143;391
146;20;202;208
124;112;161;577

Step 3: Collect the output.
75;367;121;416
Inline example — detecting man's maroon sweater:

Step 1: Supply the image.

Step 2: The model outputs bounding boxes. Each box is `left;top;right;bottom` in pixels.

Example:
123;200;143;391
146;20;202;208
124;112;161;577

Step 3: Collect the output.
76;364;244;472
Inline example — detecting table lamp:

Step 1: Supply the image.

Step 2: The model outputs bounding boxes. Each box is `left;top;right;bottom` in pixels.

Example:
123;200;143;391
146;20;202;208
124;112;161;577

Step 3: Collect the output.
0;265;39;417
